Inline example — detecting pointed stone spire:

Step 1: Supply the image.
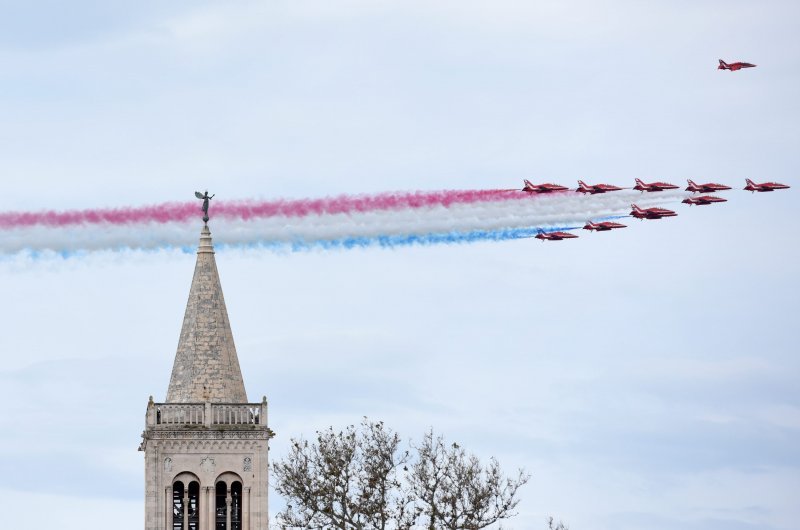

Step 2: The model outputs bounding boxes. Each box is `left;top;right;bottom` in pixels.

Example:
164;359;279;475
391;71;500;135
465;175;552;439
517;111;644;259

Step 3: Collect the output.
166;224;248;403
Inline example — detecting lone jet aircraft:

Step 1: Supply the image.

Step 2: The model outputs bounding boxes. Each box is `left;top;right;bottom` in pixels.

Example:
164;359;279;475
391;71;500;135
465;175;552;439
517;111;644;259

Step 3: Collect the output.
522;180;570;193
718;59;756;71
576;180;623;194
630;204;678;220
685;179;732;193
744;179;790;192
583;221;627;231
534;231;579;241
682;195;728;206
633;178;679;192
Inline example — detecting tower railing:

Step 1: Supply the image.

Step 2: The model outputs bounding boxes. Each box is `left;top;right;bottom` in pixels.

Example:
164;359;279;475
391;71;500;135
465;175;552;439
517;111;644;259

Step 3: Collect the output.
156;403;205;425
147;399;267;428
211;404;261;425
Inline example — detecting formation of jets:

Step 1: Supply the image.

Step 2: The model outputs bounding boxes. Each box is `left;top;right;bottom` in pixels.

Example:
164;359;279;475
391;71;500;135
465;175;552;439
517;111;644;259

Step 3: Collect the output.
521;178;789;242
527;57;767;242
718;59;756;71
520;178;788;195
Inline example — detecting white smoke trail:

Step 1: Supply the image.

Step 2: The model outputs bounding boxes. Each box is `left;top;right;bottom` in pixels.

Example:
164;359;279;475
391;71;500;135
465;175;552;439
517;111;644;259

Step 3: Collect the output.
0;191;690;255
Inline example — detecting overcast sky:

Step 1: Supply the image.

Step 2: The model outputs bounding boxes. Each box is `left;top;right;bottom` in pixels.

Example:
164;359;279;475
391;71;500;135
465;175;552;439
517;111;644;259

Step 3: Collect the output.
1;1;799;529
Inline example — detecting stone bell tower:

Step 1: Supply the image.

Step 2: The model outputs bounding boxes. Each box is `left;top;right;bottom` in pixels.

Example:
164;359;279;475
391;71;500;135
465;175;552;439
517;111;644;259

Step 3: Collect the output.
140;224;274;530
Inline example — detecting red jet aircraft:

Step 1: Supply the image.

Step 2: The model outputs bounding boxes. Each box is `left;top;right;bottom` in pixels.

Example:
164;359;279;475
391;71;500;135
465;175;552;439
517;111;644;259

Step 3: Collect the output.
630;204;678;220
685;179;732;193
534;231;579;241
682;195;728;206
718;59;756;71
522;180;570;193
633;178;679;192
576;180;624;194
583;221;627;231
744;179;791;192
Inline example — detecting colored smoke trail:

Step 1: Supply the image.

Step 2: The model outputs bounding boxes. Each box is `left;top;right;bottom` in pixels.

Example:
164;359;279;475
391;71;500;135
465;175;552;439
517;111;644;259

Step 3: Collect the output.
0;189;533;229
217;225;585;253
0;189;690;256
6;224;586;261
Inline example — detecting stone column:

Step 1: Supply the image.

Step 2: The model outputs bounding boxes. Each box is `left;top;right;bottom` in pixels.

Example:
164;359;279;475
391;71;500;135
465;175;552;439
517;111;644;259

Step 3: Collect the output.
166;485;173;530
260;396;267;426
198;487;206;530
205;402;213;427
226;495;232;530
146;447;160;530
183;489;189;530
242;487;250;530
207;487;215;530
147;396;156;426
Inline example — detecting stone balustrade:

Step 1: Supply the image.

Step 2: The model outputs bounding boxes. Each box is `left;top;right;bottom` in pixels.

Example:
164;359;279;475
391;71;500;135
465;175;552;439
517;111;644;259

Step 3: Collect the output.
157;403;205;425
211;404;261;425
146;398;267;428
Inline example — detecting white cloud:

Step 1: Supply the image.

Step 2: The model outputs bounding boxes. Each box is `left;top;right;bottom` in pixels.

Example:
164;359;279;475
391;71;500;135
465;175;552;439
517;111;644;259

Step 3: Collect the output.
1;2;799;529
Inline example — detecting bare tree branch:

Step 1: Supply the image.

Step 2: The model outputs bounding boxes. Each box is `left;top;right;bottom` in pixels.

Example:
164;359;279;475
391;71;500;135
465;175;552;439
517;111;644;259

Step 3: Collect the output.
274;420;531;530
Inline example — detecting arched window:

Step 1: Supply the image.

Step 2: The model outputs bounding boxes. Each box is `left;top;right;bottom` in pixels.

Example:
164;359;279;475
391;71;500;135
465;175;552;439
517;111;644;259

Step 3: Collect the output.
215;479;244;530
172;481;184;530
187;481;200;530
231;481;242;530
173;477;200;530
215;481;227;530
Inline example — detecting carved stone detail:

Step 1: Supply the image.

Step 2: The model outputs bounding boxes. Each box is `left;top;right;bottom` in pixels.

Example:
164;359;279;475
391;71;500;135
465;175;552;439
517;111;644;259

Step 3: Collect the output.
164;457;173;472
146;429;272;441
149;439;264;453
243;457;252;472
200;456;216;473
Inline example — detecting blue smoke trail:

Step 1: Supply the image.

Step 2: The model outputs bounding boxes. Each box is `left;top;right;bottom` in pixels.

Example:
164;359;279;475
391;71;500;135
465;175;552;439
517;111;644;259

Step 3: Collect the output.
215;225;583;253
6;224;590;261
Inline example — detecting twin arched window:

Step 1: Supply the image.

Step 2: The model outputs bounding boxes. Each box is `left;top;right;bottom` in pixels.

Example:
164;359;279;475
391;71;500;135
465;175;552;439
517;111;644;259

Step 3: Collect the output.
171;478;242;530
172;480;199;530
215;480;243;530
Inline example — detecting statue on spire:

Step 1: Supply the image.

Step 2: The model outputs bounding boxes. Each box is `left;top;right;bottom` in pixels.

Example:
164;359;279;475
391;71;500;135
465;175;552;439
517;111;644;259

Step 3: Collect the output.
195;190;215;224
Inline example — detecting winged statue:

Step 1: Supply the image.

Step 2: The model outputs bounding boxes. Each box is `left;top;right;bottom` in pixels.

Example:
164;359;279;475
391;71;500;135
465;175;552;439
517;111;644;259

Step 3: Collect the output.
195;191;215;223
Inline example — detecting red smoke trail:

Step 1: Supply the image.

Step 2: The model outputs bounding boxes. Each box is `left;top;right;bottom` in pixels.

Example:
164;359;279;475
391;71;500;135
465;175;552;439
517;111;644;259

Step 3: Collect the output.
0;189;552;229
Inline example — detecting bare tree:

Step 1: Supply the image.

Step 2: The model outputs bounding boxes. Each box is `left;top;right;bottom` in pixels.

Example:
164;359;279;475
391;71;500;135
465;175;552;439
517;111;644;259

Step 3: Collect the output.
408;431;530;529
274;419;530;530
273;418;409;529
